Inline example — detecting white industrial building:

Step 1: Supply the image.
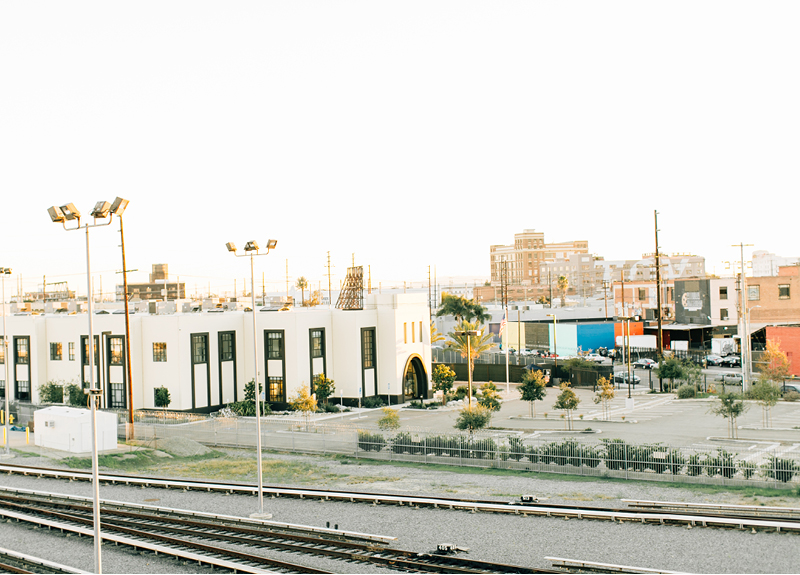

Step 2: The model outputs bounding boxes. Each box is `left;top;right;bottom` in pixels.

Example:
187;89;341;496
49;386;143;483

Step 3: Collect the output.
0;293;432;412
34;406;118;453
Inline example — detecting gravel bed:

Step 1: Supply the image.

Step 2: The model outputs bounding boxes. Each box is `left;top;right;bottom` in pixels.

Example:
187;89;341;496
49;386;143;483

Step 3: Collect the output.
2;450;800;573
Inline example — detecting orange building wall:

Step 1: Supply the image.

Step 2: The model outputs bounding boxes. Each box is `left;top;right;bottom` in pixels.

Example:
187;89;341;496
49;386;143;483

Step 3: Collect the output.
614;322;644;337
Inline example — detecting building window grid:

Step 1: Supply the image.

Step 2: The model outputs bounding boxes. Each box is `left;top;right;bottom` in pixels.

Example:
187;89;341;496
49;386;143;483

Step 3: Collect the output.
748;285;760;301
268;376;284;402
310;330;324;358
220;332;234;361
363;329;375;369
267;331;283;360
109;337;124;366
191;335;207;364
153;342;167;362
0;336;4;364
50;342;63;361
719;286;728;300
68;342;75;361
16;338;29;365
720;309;729;321
779;284;791;300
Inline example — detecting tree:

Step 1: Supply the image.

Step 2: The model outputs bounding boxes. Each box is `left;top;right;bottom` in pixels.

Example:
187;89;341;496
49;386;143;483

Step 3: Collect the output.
682;359;703;392
39;380;65;404
710;391;748;439
518;369;547;417
296;276;308;306
557;275;569;307
535;295;550;305
655;357;685;392
436;293;491;324
454;405;493;433
432;364;457;402
446;321;494;387
314;374;335;405
553;383;580;430
593;376;615;421
289;385;318;430
66;383;85;407
478;382;502;412
154;386;172;419
430;320;446;345
757;339;790;384
750;379;780;428
377;407;401;431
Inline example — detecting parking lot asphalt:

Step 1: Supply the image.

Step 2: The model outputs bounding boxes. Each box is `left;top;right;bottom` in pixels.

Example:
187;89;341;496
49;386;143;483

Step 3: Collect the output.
341;366;800;449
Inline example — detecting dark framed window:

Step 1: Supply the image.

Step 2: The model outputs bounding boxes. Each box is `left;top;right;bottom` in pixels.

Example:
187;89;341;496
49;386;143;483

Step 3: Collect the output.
0;378;4;399
153;342;167;362
50;342;62;361
748;285;760;301
109;337;124;366
719;286;728;300
110;383;125;408
16;379;30;401
720;308;729;320
310;329;324;358
267;331;283;360
779;284;790;299
362;328;375;369
68;342;75;361
15;338;29;365
0;336;4;364
82;337;99;366
268;376;284;402
638;288;646;301
220;332;234;361
191;334;207;364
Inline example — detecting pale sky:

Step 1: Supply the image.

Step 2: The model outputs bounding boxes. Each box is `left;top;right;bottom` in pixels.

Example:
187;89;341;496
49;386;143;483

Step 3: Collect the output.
2;1;798;300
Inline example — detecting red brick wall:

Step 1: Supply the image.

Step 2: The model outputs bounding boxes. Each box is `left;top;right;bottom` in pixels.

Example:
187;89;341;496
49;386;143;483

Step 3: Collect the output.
764;326;800;377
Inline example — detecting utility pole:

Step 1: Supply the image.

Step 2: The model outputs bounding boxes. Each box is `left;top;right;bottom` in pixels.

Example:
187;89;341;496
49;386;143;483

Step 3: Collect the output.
118;218;135;439
655;210;664;393
285;259;289;302
326;252;333;308
427;265;432;322
368;265;371;294
733;243;754;392
602;280;609;319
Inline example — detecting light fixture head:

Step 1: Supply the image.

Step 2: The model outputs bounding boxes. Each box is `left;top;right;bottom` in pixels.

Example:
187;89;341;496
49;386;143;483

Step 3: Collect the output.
47;206;65;223
266;239;278;249
225;242;237;253
0;267;10;275
90;201;111;218
110;197;129;216
59;203;81;221
244;241;259;252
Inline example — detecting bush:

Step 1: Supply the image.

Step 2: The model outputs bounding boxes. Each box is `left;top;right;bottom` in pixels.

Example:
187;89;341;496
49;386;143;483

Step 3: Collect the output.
676;384;696;399
601;439;628;470
363;396;386;409
507;436;526;461
377;407;401;431
453;385;477;400
687;453;705;476
227;400;272;417
39;380;65;404
762;455;800;482
467;438;497;459
424;435;463;457
357;431;386;452
66;384;85;407
317;403;340;413
705;450;736;478
391;431;423;455
154;386;172;409
738;459;757;479
454;406;492;432
783;391;800;402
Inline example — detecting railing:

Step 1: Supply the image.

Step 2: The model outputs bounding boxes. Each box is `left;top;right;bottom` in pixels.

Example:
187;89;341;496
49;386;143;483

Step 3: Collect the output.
127;416;800;489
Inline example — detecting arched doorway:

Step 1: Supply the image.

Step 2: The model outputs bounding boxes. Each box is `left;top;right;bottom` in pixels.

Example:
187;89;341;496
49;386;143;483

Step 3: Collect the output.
402;356;427;401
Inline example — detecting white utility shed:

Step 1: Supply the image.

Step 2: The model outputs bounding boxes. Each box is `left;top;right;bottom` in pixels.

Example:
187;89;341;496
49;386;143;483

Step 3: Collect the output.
34;406;118;453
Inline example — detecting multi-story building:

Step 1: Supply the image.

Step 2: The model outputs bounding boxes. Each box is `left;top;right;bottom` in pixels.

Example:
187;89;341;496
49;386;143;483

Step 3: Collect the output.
745;266;800;324
673;277;738;326
752;250;800;277
489;229;589;286
612;280;676;321
117;263;186;302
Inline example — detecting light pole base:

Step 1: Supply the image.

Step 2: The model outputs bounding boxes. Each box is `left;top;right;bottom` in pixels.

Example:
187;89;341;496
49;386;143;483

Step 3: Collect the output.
0;452;14;460
625;398;635;410
249;512;273;520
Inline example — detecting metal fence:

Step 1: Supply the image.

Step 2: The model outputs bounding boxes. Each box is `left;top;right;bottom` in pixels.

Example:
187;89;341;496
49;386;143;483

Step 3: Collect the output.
128;416;800;490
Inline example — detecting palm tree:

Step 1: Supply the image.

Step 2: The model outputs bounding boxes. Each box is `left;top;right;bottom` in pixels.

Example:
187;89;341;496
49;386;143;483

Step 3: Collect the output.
436;293;491;324
446;320;495;383
296;276;308;306
557;275;569;307
430;320;446;345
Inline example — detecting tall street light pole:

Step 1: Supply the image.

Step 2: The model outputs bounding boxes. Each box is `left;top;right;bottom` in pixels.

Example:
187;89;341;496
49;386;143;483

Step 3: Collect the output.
227;239;277;520
1;267;11;458
547;314;558;383
48;199;128;575
454;329;479;406
114;201;135;440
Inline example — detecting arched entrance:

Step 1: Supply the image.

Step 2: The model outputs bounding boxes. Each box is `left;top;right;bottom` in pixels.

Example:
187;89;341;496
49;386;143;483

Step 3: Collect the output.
402;355;427;401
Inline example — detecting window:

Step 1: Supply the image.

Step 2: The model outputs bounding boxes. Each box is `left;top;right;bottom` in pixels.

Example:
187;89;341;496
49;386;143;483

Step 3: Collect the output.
720;308;729;320
403;322;407;344
220;332;234;361
719;286;728;300
638;288;646;301
419;321;423;343
82;337;99;366
16;379;29;401
412;322;415;343
0;378;4;399
69;342;75;361
15;338;29;365
267;331;283;360
191;334;207;364
779;284;790;299
50;342;62;361
748;285;760;301
310;329;324;358
362;328;375;369
109;337;123;366
0;336;4;364
153;342;167;362
110;383;125;408
268;376;284;402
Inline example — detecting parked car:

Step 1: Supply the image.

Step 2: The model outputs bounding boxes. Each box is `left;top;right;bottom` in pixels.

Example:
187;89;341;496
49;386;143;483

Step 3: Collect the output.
613;372;641;386
720;355;741;367
705;355;724;366
781;383;800;395
633;358;658;370
717;373;743;385
584;354;605;363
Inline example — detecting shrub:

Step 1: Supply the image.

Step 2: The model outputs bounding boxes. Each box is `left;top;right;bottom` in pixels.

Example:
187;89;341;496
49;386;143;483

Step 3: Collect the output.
317;403;340;413
783;391;800;402
314;375;336;405
738;459;757;480
507;436;526;461
705;450;736;478
676;384;696;399
687;453;705;476
377;407;401;431
453;385;477;400
467;438;497;459
424;435;465;457
391;431;423;455
406;400;426;409
228;399;272;417
39;380;65;404
432;364;457;401
762;455;800;482
454;405;493;432
357;431;386;452
363;396;386;409
154;386;172;409
601;439;628;470
66;384;85;407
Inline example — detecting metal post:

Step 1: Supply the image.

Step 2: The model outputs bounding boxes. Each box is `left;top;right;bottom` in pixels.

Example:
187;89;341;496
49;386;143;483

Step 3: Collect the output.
120;218;134;440
2;271;11;457
467;335;473;406
626;319;632;399
250;253;269;519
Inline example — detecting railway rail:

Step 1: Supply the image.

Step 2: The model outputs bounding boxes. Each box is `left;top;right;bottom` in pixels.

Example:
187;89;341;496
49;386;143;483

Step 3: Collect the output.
0;487;555;574
0;546;88;575
3;463;800;534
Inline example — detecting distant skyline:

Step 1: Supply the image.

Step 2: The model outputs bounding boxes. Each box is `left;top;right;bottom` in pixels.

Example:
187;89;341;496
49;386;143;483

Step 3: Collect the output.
2;2;798;299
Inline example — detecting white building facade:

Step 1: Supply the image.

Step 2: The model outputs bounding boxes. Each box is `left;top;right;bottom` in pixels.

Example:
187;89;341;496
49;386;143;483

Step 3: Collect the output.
0;293;431;412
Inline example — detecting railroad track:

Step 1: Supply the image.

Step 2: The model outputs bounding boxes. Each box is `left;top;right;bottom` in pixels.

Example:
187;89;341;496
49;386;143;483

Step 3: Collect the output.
3;463;800;534
0;487;555;574
0;547;88;574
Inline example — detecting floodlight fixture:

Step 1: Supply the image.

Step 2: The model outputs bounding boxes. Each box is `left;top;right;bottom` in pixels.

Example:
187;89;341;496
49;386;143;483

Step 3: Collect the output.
47;206;65;223
0;268;10;275
60;203;81;221
225;242;237;253
90;201;112;218
110;197;129;216
266;239;278;249
244;241;259;252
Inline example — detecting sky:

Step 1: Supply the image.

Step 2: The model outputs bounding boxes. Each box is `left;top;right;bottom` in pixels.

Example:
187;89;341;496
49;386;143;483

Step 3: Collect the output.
1;1;798;300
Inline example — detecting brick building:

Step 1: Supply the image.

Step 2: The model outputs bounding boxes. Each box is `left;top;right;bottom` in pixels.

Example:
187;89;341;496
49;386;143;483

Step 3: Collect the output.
746;266;800;324
489;229;589;286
